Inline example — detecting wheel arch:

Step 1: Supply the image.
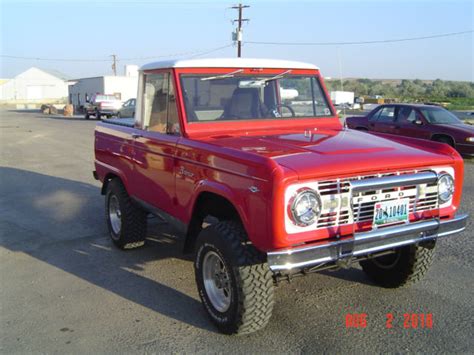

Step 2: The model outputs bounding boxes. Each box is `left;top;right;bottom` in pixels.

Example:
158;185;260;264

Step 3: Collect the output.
431;133;455;146
183;187;247;254
101;172;128;195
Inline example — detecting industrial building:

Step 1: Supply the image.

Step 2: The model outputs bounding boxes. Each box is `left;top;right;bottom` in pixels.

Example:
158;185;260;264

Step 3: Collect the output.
0;67;70;102
68;65;138;110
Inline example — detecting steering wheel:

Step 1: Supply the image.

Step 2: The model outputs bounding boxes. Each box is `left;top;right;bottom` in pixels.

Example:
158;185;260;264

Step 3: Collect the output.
268;104;296;118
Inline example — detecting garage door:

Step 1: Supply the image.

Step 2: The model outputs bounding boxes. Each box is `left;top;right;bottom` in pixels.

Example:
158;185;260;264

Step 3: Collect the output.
27;86;43;100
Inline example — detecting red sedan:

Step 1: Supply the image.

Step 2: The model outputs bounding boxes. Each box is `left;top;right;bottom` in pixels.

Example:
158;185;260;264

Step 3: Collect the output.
346;104;474;156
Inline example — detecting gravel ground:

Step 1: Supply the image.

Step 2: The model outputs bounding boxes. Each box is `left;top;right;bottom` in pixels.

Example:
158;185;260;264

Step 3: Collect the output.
0;109;473;353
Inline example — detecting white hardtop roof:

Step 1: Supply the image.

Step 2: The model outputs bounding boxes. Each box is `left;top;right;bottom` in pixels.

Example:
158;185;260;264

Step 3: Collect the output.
140;58;319;71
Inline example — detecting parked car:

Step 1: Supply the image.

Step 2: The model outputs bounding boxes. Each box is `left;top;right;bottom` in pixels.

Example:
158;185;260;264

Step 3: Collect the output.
117;98;136;118
84;94;122;119
346;104;474;156
94;58;467;335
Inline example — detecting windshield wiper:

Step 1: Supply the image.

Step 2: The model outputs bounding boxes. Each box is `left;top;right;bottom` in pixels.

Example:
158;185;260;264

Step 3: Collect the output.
246;69;293;86
262;69;292;82
200;69;244;81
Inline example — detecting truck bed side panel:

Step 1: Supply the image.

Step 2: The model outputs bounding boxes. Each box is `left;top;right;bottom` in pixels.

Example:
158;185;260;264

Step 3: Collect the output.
94;123;136;194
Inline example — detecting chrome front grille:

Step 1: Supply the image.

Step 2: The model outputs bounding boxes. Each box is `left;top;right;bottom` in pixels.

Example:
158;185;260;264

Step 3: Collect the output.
316;178;351;228
316;170;439;228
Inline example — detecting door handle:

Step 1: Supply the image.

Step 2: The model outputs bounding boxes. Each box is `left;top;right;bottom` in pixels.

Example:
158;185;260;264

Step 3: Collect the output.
131;133;142;139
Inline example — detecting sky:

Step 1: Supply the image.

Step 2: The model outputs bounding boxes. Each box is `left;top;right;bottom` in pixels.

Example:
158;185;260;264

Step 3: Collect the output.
0;0;473;81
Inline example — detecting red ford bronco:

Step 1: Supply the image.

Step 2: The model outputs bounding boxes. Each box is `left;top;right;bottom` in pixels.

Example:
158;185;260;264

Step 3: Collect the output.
94;58;468;335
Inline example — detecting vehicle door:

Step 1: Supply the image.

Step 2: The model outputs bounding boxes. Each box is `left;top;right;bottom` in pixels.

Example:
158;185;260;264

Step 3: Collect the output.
366;106;382;131
128;99;136;117
394;106;430;139
131;71;181;215
369;106;397;133
122;99;133;117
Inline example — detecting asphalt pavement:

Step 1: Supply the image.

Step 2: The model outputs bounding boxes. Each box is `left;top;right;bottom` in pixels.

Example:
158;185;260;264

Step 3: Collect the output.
0;109;473;353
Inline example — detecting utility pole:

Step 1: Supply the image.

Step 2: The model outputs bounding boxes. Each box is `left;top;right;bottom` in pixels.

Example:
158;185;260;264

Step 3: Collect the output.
111;54;117;76
231;4;249;57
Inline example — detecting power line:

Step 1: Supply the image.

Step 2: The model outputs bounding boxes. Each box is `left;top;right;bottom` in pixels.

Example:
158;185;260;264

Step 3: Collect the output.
245;30;473;46
189;44;234;58
121;44;232;61
0;55;109;62
231;3;250;57
0;44;233;63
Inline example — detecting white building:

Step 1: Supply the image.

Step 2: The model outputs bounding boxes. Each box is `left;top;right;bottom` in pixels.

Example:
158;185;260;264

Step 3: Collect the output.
0;67;70;102
330;91;355;105
69;65;138;108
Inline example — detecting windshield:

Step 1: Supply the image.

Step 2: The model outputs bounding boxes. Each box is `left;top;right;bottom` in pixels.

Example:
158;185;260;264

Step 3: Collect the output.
420;107;461;124
180;74;333;123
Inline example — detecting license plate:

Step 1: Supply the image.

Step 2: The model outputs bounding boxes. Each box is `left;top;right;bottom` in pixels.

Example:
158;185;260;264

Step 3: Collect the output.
373;198;409;227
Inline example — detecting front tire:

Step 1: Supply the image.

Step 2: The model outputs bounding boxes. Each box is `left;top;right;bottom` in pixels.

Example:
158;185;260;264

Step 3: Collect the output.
105;178;147;249
360;241;436;288
194;221;274;335
433;136;454;147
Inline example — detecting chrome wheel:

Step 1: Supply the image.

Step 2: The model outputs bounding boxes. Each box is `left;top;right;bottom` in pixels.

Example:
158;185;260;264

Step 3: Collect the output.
202;251;231;312
108;195;122;236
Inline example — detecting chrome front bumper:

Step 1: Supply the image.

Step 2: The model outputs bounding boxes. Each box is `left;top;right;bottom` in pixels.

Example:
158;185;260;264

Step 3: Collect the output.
267;214;468;272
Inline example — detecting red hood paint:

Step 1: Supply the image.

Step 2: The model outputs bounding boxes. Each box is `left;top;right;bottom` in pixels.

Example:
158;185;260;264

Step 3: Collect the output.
202;128;455;179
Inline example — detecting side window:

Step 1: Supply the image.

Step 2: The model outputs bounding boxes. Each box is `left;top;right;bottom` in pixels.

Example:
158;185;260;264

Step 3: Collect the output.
142;73;181;135
377;107;396;122
143;73;168;133
369;107;382;121
397;107;416;123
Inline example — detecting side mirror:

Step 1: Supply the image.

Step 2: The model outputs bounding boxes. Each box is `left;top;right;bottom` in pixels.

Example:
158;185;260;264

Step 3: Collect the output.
413;119;423;125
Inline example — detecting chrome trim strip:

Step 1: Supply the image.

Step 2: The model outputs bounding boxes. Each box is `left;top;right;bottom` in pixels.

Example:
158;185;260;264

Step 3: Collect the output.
349;171;438;193
268;214;468;271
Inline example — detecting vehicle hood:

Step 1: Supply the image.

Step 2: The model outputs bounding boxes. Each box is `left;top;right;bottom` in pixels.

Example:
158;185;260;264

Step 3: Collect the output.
204;128;455;179
433;123;474;137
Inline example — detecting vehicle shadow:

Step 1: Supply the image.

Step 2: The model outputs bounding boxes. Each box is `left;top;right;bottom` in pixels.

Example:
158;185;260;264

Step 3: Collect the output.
0;167;213;332
317;267;373;286
47;115;93;121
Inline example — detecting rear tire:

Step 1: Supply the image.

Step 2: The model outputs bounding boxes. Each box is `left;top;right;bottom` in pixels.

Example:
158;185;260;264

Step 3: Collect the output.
105;178;147;249
85;112;90;120
360;241;436;288
194;221;274;335
95;109;101;120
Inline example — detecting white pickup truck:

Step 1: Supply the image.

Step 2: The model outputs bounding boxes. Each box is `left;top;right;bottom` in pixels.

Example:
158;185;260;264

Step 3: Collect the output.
84;94;122;119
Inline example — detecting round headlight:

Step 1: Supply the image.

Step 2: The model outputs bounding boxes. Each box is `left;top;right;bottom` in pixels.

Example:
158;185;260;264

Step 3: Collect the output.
438;173;454;203
290;189;321;226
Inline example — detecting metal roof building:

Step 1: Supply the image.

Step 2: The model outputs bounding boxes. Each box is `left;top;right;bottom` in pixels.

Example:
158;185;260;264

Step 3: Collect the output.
0;67;70;102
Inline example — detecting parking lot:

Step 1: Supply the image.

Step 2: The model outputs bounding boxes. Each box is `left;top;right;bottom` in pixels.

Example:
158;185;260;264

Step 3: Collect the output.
0;109;473;353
